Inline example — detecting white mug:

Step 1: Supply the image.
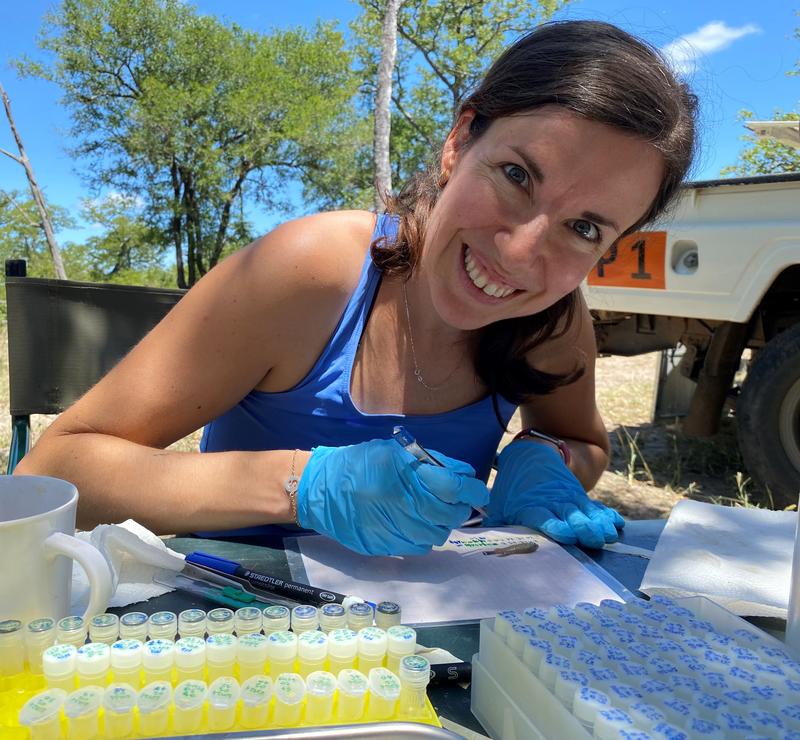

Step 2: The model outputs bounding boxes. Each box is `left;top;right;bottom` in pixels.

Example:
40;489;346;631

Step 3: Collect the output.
0;475;113;625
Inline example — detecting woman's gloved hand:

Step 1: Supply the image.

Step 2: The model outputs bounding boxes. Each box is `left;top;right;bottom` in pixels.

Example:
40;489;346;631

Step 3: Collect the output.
486;441;624;549
297;438;489;556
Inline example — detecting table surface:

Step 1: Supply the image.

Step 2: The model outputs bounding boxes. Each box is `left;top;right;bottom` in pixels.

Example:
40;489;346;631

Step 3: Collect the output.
108;521;666;736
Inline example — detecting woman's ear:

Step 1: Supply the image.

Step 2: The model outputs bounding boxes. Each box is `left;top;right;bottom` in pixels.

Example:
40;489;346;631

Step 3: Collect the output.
441;109;477;174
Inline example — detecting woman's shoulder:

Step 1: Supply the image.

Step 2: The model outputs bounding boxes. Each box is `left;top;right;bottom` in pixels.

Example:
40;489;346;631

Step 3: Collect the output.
527;291;596;374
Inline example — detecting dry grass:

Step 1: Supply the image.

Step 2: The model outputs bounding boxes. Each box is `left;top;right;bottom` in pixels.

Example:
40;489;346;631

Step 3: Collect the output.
0;324;759;520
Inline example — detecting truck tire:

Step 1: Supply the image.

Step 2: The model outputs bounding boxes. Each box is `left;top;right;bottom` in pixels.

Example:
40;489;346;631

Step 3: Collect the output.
736;323;800;509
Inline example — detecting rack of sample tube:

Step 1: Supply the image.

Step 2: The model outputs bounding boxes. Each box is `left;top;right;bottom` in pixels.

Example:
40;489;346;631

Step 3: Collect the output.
1;601;442;738
471;595;800;740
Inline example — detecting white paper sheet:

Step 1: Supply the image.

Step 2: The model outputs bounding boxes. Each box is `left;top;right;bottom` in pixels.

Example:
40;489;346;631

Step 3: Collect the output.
297;526;623;624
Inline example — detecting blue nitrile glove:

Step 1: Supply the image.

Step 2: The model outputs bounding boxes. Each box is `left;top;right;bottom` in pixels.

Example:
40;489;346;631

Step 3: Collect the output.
296;438;489;556
486;441;624;549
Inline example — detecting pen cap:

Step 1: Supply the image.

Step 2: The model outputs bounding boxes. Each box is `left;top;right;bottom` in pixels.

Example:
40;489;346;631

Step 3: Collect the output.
137;680;172;714
291;605;319;632
262;605;291;632
387;625;417;656
307;670;337;698
274;672;306;705
103;683;137;715
235;607;262;635
110;639;143;670
206;607;235;634
178;609;207;638
148;611;177;640
369;667;402;700
174;636;206;669
357;627;388;658
237;632;269;664
400;654;431;689
241;675;273;707
76;642;111;675
319;604;347;631
63;685;104;718
118;612;148;640
208;676;241;709
337;668;369;697
327;629;358;660
298;630;328;662
42;644;77;677
267;630;298;661
375;601;402;630
173;679;207;710
206;633;237;664
18;688;67;727
89;613;119;643
142;639;175;671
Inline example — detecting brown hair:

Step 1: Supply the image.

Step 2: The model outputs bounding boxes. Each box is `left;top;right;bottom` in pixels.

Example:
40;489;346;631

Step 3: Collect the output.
373;20;697;421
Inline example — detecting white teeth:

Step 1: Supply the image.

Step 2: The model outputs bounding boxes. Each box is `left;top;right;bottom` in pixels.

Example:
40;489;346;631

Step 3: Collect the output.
463;247;515;298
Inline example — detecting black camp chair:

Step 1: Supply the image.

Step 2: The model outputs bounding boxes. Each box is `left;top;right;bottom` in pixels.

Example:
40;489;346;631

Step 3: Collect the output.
4;259;184;473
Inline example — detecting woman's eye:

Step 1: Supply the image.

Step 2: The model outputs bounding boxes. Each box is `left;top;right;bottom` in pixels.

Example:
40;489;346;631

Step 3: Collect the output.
502;164;529;188
571;219;601;242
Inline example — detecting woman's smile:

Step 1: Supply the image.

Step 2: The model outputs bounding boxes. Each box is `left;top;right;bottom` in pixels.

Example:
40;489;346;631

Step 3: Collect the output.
461;245;521;301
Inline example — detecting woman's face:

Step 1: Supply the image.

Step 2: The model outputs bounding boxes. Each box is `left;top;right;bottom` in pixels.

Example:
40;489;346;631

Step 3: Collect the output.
420;106;664;331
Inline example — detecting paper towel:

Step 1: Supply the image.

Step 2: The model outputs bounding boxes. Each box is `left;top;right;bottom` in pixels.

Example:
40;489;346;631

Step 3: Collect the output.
71;519;185;613
640;499;795;618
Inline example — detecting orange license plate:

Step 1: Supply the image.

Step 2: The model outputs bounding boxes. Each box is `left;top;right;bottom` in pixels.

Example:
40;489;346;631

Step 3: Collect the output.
587;231;666;289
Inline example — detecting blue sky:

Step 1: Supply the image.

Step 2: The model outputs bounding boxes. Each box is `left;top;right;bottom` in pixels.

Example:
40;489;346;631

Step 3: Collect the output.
1;0;798;245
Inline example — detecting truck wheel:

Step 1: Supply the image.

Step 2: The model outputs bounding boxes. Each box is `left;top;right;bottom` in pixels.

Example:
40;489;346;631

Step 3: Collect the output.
736;324;800;509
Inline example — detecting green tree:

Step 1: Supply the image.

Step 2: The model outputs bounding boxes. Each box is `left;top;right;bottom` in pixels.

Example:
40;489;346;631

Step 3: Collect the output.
19;0;362;287
351;0;568;186
721;111;800;176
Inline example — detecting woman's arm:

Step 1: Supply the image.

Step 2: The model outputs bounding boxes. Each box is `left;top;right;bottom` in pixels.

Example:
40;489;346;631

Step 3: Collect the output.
15;212;372;533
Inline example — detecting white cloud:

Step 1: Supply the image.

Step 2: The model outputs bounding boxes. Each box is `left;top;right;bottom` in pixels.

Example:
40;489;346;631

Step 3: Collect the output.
661;21;761;75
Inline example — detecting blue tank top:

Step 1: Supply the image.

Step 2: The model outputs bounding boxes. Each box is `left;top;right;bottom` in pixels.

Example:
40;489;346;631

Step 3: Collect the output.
199;214;516;535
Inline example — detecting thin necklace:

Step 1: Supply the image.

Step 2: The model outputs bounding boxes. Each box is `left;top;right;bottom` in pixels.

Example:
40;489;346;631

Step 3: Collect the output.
402;281;458;392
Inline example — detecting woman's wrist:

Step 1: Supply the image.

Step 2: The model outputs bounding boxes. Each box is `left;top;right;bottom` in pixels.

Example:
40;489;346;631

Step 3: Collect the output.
512;428;571;465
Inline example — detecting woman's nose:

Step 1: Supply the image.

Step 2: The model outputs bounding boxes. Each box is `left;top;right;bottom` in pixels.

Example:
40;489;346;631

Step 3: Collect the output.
495;214;550;266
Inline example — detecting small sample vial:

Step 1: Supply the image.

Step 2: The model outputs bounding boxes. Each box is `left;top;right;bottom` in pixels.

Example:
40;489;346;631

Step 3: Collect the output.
240;674;273;728
207;675;241;731
627;701;666;731
206;633;237;682
236;633;268;681
234;606;263;636
336;668;369;722
347;602;374;631
327;628;358;675
102;683;137;739
539;653;572;691
398;654;431;719
495;610;523;640
297;630;328;677
26;618;56;673
142;639;174;684
42;643;77;692
572;686;611;729
137;680;172;737
63;685;104;739
109;639;143;688
273;672;306;726
367;666;401;720
118;612;148;641
593;707;635;740
178;609;207;638
18;687;66;740
174;636;206;683
206;607;235;635
319;604;347;632
375;601;402;630
147;611;177;641
522;637;553;674
554;668;589;707
386;625;416;674
76;642;110;687
88;613;119;644
508;623;538;655
305;670;337;723
56;616;87;648
172;679;207;734
291;605;320;634
0;619;26;676
267;630;298;679
262;605;291;634
357;626;387;674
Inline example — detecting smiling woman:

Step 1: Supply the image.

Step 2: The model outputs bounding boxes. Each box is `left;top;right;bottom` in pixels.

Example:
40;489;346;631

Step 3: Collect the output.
17;20;698;556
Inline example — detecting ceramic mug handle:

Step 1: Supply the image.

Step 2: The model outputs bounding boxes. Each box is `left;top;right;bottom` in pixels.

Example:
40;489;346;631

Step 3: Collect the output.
44;532;114;622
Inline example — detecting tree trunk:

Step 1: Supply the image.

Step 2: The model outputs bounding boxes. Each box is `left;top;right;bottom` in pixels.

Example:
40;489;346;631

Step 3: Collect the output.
373;0;403;212
0;83;67;279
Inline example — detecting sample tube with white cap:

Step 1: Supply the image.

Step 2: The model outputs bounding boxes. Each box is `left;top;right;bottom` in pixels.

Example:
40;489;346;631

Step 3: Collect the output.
56;616;87;649
207;675;240;731
327;628;358;675
25;618;56;674
88;614;118;645
42;643;77;692
398;654;431;719
142;639;174;684
318;604;347;633
297;630;328;677
147;611;177;641
137;680;172;737
305;670;337;723
63;685;104;740
367;666;401;720
18;688;66;740
206;633;237;682
178;609;207;638
357;626;387;674
174;636;206;683
240;674;273;728
375;602;402;630
235;606;263;636
273;672;306;727
102;683;137;739
267;630;298;679
0;619;26;677
237;632;269;681
76;642;110;687
206;607;235;635
118;612;148;642
336;668;369;722
291;605;319;634
262;605;290;634
385;625;416;674
172;679;207;734
109;639;142;688
347;602;374;631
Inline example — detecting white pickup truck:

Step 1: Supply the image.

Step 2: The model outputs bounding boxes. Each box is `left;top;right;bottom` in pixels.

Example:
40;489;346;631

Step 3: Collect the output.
583;172;800;508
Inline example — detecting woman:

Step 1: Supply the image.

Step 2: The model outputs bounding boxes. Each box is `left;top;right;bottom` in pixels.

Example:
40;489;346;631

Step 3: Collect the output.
17;20;697;555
